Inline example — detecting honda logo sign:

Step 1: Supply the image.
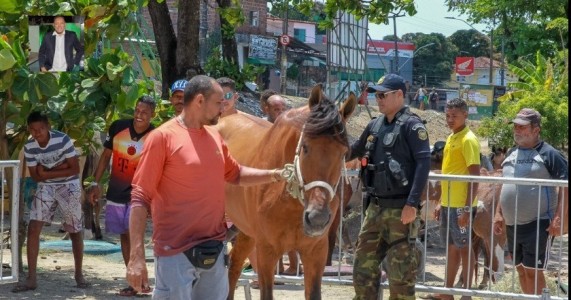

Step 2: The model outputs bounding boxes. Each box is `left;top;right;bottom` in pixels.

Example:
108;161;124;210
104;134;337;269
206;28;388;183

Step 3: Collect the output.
455;57;475;76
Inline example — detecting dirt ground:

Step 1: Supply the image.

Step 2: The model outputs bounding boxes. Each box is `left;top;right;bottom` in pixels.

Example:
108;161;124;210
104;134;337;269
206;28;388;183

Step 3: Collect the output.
1;211;568;299
1;95;567;299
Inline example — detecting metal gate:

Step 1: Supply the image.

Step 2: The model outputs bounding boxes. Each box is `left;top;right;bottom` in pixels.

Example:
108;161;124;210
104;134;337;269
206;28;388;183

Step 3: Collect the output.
0;160;20;284
238;172;568;299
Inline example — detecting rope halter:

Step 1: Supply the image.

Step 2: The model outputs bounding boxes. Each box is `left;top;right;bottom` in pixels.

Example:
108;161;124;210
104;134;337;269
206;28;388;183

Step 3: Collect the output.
282;124;349;206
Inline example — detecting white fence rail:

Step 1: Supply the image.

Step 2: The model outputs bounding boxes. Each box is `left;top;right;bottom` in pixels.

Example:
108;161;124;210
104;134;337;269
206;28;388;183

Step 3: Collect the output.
238;172;568;300
0;160;20;285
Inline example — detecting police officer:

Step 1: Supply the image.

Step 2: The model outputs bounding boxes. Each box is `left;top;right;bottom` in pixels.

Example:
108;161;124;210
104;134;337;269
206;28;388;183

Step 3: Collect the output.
349;74;431;300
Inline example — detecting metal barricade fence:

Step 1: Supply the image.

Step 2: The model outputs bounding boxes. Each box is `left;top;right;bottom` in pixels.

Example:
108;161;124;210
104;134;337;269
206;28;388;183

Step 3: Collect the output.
237;171;568;300
0;160;20;285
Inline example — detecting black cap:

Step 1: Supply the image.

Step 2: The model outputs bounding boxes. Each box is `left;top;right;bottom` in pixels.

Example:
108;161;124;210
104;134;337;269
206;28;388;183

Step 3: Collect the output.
431;141;446;154
366;73;407;95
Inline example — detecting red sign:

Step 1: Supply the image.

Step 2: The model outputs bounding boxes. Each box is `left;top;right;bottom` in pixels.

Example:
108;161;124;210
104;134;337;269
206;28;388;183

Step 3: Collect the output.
366;40;416;56
456;57;475;76
280;35;290;46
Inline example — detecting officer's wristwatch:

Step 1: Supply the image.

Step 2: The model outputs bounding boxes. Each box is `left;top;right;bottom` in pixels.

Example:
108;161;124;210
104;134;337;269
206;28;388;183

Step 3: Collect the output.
463;206;472;213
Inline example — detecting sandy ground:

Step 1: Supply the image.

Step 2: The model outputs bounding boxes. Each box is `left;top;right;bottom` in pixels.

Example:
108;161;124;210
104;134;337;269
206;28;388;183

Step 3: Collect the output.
1;211;568;300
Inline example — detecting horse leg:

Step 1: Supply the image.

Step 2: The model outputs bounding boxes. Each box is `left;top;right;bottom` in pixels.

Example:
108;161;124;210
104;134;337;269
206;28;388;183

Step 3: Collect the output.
326;205;341;266
227;232;255;300
299;240;328;300
456;232;481;288
479;240;491;289
283;251;302;275
255;241;282;300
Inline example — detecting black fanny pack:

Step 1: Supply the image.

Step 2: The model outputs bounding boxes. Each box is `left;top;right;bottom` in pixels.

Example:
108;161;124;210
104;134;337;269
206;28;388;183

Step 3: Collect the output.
183;240;223;269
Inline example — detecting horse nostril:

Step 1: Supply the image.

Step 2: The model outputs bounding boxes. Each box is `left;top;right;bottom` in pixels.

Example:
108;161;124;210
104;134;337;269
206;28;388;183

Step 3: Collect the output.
304;209;331;228
304;211;312;226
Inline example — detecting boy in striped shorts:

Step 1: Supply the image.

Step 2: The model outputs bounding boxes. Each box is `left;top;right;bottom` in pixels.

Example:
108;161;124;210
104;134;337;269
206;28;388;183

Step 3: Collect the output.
13;111;88;293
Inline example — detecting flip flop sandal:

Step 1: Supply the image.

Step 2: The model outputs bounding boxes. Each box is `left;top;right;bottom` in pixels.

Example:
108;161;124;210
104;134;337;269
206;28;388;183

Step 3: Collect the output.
118;286;137;297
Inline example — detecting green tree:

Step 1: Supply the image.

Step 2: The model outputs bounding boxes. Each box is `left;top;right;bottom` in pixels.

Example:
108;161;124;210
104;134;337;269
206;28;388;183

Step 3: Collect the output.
446;0;567;63
268;0;417;29
401;32;459;87
478;51;568;149
448;29;491;58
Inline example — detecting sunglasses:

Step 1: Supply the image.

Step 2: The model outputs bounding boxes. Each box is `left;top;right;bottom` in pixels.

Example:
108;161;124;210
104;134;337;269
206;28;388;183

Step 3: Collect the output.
223;92;235;100
375;90;398;100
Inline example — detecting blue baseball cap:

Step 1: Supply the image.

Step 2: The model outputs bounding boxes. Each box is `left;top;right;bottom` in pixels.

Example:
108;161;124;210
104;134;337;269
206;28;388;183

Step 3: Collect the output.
171;80;188;93
366;73;407;95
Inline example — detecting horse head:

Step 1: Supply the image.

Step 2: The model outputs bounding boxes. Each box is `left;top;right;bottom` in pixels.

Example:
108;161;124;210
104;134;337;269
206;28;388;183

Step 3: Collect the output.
288;85;356;237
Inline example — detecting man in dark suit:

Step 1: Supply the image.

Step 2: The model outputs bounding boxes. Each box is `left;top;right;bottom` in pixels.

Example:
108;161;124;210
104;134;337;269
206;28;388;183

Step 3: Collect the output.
38;16;84;72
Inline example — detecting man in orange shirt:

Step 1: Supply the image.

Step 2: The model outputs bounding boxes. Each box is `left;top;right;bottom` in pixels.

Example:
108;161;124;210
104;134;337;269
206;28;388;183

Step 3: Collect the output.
126;75;286;299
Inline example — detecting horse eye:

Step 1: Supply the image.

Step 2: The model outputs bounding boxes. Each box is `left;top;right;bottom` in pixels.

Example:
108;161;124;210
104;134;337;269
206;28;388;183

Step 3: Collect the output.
302;143;308;154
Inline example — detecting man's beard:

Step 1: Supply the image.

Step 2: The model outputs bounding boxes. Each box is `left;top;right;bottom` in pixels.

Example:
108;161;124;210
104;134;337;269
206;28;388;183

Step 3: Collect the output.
209;115;220;125
514;134;535;146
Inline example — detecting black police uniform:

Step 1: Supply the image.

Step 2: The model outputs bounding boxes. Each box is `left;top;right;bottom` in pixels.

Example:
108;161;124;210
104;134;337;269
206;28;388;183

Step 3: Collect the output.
350;105;431;299
349;105;431;208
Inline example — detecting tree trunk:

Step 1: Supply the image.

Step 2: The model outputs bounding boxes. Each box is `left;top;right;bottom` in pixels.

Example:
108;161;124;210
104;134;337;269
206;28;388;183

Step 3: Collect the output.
176;0;204;78
216;0;239;62
147;0;178;99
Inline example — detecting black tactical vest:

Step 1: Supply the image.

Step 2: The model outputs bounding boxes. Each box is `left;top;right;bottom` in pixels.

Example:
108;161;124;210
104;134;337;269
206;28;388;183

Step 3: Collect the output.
362;107;417;199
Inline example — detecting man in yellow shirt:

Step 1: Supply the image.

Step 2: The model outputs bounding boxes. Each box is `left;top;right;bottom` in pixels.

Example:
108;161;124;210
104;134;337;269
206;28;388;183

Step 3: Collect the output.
432;98;480;300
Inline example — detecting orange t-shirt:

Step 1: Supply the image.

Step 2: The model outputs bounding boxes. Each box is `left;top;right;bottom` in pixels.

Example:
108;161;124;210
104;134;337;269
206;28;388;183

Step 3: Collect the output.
131;118;241;257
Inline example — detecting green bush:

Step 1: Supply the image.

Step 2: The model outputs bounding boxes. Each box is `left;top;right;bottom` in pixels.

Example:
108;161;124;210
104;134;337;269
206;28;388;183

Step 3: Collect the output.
203;48;265;91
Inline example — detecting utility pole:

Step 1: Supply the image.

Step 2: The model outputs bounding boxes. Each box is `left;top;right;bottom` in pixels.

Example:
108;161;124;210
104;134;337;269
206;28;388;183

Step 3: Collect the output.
500;39;505;86
488;23;494;85
391;13;405;75
280;2;289;94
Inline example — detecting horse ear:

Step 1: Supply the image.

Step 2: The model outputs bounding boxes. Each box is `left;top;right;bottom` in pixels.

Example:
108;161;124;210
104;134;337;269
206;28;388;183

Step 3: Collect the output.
308;84;323;108
339;92;357;122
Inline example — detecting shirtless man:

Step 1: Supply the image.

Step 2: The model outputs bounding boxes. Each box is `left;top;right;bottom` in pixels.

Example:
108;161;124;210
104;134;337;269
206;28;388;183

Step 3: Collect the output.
262;94;287;123
217;77;243;118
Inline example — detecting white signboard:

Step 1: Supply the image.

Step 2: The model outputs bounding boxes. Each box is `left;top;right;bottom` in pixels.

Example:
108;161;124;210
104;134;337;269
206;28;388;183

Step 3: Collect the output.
249;35;278;61
327;11;368;73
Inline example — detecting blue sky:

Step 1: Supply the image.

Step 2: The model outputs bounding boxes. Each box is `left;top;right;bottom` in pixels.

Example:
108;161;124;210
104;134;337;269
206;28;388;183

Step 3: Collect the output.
367;0;489;39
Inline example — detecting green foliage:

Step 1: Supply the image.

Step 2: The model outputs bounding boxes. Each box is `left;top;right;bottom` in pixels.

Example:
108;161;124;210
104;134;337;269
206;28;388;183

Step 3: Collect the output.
448;29;491;58
287;64;299;80
0;0;163;160
269;0;417;29
477;51;568;149
218;0;245;39
204;48;266;91
446;0;567;62
401;32;458;86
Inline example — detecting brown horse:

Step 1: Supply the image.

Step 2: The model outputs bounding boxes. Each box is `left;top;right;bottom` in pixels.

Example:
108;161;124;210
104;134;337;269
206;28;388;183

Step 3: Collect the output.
216;86;356;300
420;169;507;288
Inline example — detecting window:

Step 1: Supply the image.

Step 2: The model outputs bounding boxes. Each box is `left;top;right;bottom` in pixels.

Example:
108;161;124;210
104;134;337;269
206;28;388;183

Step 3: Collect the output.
250;11;259;27
294;28;306;42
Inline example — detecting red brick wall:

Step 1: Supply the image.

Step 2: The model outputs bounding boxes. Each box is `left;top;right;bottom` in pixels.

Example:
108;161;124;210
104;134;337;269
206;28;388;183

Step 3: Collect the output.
205;0;267;35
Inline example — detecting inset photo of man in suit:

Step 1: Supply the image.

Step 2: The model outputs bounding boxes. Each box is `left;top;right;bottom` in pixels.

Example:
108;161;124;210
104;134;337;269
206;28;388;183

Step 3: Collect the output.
29;16;84;72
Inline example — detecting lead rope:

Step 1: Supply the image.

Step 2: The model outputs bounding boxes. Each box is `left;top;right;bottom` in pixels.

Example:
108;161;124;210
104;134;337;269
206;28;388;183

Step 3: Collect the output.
286;126;306;205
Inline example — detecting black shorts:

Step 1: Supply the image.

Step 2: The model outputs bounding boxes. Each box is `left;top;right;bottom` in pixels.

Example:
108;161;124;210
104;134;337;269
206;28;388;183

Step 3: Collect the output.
506;219;552;269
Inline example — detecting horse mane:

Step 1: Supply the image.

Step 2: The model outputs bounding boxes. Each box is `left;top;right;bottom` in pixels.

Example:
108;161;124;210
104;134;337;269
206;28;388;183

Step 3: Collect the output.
303;96;348;147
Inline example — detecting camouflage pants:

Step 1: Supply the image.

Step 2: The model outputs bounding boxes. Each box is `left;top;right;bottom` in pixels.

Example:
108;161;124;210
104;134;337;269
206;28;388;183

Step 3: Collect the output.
353;204;420;300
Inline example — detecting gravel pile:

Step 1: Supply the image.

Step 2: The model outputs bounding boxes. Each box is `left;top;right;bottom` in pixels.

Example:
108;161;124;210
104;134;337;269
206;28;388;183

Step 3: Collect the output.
239;93;482;148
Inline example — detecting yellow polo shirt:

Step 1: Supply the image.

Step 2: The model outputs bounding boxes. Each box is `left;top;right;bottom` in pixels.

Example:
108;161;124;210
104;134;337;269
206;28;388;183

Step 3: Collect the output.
440;126;480;207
